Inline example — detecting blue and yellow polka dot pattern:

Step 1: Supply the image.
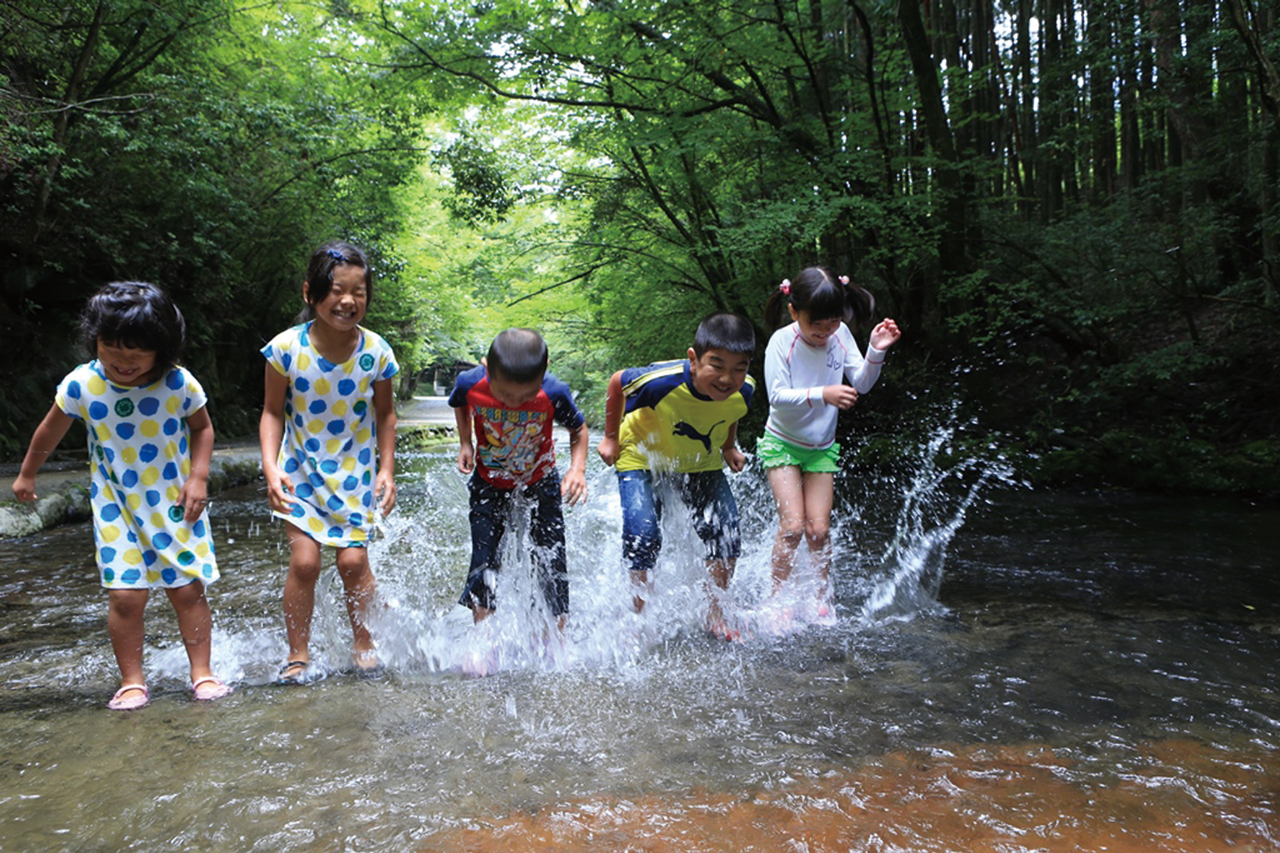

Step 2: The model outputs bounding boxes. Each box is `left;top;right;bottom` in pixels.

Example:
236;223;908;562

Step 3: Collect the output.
261;323;399;547
55;363;219;589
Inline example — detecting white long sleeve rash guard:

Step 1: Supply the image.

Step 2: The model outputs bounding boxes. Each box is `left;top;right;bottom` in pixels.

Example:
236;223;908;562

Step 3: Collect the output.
762;321;887;450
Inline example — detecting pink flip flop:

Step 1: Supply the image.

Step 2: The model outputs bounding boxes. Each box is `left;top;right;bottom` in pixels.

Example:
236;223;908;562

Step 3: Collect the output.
107;683;149;711
192;676;233;702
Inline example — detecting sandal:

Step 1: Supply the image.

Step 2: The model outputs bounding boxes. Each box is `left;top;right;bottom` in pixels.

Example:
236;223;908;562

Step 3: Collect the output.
107;683;149;711
192;676;233;701
274;659;309;685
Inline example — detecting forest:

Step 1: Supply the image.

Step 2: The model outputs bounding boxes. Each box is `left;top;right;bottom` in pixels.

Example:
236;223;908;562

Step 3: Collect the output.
2;0;1277;494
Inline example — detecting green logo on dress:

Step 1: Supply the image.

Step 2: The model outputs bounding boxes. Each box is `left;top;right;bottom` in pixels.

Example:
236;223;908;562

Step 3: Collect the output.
359;353;375;370
168;505;184;522
115;399;134;418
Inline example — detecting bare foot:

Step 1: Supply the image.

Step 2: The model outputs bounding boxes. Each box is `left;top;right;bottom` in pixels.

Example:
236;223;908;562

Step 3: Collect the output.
352;648;381;674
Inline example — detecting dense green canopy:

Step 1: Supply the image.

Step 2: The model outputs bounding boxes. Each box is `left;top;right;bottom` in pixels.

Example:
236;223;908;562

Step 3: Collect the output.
2;0;1277;492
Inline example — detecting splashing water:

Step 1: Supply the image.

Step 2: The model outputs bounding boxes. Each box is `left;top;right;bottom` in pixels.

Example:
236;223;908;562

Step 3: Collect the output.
860;413;1019;624
362;455;738;676
219;412;1014;680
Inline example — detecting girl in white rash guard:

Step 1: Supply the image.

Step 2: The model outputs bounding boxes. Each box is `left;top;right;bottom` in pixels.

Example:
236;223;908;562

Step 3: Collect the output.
760;267;901;623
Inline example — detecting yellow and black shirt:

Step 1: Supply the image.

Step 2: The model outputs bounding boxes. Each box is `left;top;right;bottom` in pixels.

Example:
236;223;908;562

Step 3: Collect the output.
615;359;755;474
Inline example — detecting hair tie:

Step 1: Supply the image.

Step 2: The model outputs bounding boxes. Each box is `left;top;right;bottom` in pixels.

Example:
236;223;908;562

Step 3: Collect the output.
326;248;346;262
838;275;849;285
779;279;791;295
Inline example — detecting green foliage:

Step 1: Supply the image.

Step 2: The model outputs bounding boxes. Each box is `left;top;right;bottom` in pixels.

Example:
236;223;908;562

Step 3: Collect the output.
360;0;939;373
1;0;1276;498
0;0;428;452
433;130;523;226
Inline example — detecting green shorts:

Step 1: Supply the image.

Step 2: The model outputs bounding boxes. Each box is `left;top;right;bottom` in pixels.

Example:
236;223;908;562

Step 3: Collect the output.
757;432;841;474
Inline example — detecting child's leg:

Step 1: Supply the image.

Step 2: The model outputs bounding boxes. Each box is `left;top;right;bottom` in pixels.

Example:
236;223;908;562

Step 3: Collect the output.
686;472;741;633
165;580;214;683
618;471;661;613
530;475;569;628
801;472;836;592
460;479;508;624
334;545;377;655
107;588;150;692
766;464;806;590
282;525;324;664
704;557;736;628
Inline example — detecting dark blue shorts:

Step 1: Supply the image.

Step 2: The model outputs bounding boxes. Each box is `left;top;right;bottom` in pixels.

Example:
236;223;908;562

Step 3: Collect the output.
617;469;740;575
459;471;568;616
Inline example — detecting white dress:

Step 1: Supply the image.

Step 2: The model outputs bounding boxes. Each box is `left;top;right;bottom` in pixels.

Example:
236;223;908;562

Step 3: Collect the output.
261;322;399;547
56;362;218;589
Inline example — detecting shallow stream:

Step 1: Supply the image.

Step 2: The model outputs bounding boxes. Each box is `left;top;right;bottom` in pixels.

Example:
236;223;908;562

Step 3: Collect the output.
1;430;1277;851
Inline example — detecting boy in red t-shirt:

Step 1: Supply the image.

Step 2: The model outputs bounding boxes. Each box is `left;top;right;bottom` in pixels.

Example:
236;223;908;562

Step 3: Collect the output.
449;329;589;628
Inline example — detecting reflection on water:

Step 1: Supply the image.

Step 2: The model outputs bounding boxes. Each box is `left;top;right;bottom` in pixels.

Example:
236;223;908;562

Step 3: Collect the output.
420;738;1280;853
0;430;1277;851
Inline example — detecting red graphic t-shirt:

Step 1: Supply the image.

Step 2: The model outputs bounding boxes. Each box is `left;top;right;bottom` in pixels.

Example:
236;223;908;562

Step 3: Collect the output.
448;366;585;488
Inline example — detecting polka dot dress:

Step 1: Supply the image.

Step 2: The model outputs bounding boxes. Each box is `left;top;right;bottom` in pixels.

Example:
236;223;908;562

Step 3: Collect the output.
55;362;218;589
261;323;399;547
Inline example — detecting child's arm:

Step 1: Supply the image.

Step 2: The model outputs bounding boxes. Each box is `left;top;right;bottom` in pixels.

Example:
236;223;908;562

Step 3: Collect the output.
842;320;901;396
179;406;214;523
869;318;902;351
454;406;475;474
259;364;296;514
373;377;397;516
561;421;589;507
721;421;746;473
12;405;74;502
596;370;625;466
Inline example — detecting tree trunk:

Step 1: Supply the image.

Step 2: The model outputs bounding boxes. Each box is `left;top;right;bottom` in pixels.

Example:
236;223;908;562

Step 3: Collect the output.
25;1;108;248
897;0;971;331
1087;0;1117;202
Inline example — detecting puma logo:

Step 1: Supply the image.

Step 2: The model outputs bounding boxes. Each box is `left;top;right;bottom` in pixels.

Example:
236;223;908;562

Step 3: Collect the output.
673;420;724;453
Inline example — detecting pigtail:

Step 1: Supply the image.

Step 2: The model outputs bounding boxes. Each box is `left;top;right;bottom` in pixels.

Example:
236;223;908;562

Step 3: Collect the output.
763;279;793;332
837;275;877;329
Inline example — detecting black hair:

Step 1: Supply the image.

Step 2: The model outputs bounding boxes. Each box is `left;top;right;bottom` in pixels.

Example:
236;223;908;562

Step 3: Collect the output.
80;281;186;374
487;328;548;384
763;266;876;332
301;241;373;319
692;312;755;357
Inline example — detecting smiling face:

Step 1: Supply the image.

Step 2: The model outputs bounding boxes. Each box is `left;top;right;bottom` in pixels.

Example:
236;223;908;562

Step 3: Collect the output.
97;340;159;387
305;263;368;336
687;346;752;401
790;304;842;347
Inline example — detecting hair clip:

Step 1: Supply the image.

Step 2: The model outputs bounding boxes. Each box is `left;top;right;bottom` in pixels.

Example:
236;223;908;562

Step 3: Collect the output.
326;248;346;262
839;275;849;285
779;279;791;295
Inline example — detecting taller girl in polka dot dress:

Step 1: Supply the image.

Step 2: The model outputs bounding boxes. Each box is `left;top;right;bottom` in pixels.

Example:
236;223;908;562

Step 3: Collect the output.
13;282;232;710
259;242;399;684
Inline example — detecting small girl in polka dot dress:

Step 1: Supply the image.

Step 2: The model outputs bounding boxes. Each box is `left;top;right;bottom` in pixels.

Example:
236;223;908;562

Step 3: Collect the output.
259;242;399;684
13;282;232;710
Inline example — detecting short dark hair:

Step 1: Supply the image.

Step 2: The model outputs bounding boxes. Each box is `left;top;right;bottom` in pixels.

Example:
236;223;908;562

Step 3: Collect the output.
693;312;755;357
80;281;186;373
487;328;548;383
304;241;373;310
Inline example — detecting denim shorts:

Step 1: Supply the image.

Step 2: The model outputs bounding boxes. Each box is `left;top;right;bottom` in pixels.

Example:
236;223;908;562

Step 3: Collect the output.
617;469;740;574
459;471;568;616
